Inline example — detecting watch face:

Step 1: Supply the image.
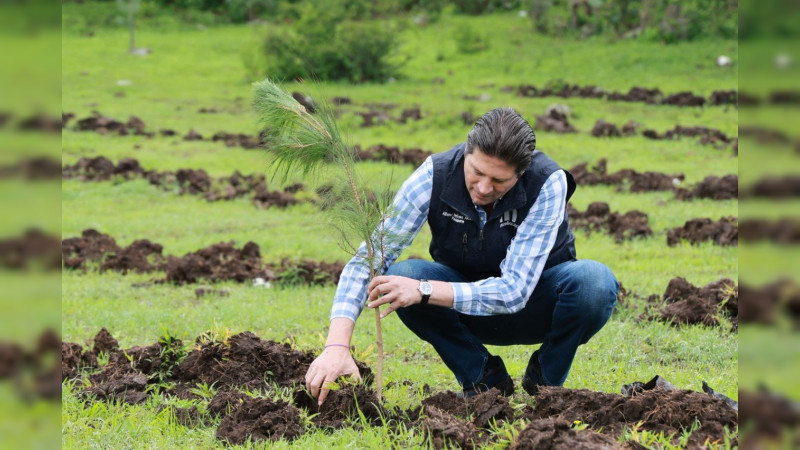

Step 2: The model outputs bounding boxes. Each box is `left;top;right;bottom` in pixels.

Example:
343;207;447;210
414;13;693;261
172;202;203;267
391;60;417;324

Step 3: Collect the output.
419;281;433;296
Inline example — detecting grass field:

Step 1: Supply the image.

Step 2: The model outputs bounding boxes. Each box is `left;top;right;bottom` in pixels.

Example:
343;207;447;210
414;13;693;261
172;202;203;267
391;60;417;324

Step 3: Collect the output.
57;8;741;449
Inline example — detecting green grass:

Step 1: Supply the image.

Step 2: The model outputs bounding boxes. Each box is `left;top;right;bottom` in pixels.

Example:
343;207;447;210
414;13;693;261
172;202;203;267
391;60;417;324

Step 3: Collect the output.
55;7;742;449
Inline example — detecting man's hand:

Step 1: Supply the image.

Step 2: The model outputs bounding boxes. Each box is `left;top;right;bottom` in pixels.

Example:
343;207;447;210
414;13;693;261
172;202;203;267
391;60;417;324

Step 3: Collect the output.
367;275;423;318
305;345;361;406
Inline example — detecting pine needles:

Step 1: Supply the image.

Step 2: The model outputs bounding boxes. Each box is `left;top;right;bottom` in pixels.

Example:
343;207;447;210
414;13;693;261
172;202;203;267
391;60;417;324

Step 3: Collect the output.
253;79;392;401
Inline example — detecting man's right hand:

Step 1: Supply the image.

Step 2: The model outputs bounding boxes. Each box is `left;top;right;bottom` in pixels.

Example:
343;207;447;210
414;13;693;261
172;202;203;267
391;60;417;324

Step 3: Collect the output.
304;345;361;406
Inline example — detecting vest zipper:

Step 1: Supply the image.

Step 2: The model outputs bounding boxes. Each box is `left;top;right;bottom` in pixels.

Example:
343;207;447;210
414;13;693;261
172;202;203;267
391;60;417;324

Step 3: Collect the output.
462;233;468;264
479;229;484;251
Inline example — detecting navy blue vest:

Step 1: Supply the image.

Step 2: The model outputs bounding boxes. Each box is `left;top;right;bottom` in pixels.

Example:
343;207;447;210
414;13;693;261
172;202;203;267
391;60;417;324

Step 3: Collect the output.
428;144;577;282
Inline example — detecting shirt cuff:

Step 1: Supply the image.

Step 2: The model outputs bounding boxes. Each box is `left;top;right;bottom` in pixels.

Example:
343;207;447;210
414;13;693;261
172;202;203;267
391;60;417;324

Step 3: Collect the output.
451;282;476;314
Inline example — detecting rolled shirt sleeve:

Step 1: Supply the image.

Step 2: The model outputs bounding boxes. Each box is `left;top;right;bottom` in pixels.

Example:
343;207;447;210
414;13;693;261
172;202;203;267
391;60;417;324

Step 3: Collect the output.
451;170;568;316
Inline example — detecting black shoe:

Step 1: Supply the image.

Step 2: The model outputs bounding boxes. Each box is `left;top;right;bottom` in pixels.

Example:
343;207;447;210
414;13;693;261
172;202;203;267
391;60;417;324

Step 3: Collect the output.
521;350;545;396
461;355;515;398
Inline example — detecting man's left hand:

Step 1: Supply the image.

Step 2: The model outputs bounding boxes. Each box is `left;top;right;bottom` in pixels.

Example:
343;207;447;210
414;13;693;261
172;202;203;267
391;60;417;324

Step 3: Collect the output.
367;275;422;318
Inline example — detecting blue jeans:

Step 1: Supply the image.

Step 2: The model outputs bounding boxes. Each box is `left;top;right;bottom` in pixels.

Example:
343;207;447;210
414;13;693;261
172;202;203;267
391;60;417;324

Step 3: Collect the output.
390;259;618;389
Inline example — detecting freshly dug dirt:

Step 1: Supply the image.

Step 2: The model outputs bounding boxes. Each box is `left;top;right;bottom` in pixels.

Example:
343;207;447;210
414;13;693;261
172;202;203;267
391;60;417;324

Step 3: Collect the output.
62;229;122;270
83;372;149;404
165;241;264;285
535;108;576;133
510;417;623;450
0;229;61;270
423;405;485;450
739;279;800;326
590;120;622;137
61;342;98;381
666;217;738;247
73;111;153;137
531;386;737;442
419;389;513;428
216;397;304;444
354;144;432;167
661;92;706;107
293;383;384;428
739;388;800;447
674;174;738;200
740;218;800;244
92;327;120;355
269;258;345;286
708;90;738;106
568;159;683;192
745;175;800;199
62;156;144;181
605;86;663;103
100;239;166;274
517;83;604;99
642;125;734;149
18;113;62;133
208;390;249;418
568;202;653;241
0;343;24;378
173;332;316;390
292;91;315;113
0;156;61;180
658;277;737;328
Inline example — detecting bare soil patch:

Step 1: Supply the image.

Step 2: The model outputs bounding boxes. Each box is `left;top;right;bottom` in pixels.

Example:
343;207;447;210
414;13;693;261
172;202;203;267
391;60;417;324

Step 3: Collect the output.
535;107;576;133
744;175;800;199
739;279;800;328
655;277;738;329
568;202;653;241
216;398;304;444
568;158;683;192
666;217;738;247
510;417;623;449
0;229;61;270
740;218;800;244
674;174;738;200
0;156;61;180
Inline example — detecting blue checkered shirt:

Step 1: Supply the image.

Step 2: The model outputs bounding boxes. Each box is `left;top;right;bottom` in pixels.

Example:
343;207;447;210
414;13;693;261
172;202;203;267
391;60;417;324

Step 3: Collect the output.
330;156;568;322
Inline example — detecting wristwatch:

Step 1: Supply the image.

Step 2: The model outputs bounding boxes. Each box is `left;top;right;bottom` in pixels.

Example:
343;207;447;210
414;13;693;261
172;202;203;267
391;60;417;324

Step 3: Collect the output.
418;279;433;305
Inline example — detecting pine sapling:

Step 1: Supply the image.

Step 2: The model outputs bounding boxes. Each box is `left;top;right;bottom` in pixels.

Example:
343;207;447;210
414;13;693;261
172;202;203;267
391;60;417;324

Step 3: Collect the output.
253;79;395;401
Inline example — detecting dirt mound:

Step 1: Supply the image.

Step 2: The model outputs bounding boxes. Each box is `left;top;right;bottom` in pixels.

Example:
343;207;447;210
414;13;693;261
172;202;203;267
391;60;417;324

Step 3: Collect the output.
0;229;61;270
73;111;153;137
745;175;800;198
568;202;653;241
666;217;738;247
420;388;513;429
739;125;791;145
62;156;144;181
423;405;485;450
62;229;121;270
65;156;300;208
164;241;266;285
17;113;62;133
517;82;604;99
0;156;61;180
354;144;433;167
642;125;734;149
100;239;166;274
291;91;315;113
269;258;345;286
674;174;738;200
739;387;800;447
92;327;120;355
568;159;682;192
590;120;621;137
208;390;249;418
83;372;149;404
510;417;622;450
739;279;800;326
661;92;706;107
216;397;304;444
398;107;422;124
210;131;261;149
770;89;800;105
535;108;576;133
658;277;737;328
173;331;315;390
293;383;384;428
740;218;800;244
606;86;663;103
532;386;737;442
709;90;738;106
61;342;98;381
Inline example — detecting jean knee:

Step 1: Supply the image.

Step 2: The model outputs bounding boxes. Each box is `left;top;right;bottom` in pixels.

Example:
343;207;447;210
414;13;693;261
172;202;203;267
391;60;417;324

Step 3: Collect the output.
386;259;423;278
568;260;619;312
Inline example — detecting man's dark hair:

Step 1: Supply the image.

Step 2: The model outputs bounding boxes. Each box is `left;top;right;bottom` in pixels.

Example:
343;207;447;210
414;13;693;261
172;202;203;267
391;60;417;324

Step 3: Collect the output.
465;107;536;174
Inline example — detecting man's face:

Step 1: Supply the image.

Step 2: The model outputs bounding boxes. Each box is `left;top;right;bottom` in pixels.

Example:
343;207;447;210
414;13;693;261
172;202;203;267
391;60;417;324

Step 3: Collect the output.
464;147;520;206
